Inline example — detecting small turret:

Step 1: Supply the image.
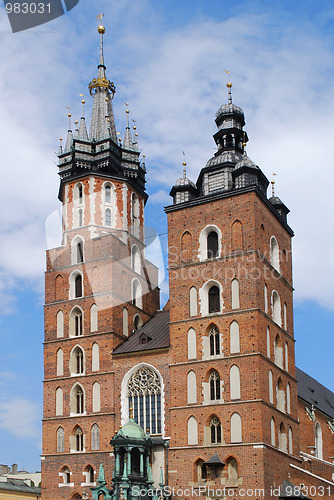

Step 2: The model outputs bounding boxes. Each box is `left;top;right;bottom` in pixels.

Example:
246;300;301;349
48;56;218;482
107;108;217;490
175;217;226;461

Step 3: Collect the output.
170;160;198;204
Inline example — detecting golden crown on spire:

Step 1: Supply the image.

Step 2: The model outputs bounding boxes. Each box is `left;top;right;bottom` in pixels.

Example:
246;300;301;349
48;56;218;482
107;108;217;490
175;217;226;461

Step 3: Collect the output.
88;77;116;97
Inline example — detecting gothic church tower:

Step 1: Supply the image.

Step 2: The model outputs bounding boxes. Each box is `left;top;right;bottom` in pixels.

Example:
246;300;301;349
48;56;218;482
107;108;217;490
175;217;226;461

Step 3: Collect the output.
41;26;159;499
166;82;299;496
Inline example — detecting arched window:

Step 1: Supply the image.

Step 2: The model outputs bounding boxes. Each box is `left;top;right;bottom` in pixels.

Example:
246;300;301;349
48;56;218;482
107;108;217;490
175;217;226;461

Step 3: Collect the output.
70;346;84;375
55;387;63;416
131;193;140;237
277;377;285;413
90;304;98;332
77;241;84;263
83;465;95;485
230;321;240;354
92;382;101;412
181;231;192;262
274;334;283;368
187;328;197;360
187;371;197;404
74;274;82;298
71;237;85;265
78;209;83;227
132;280;142;309
267;327;270;357
278;422;287;452
195;459;206;482
272;291;281;326
133;314;143;330
288;427;293;454
69;307;83;337
269;370;273;404
232;220;243;251
60;466;71;485
207;231;218;259
105;185;111;203
230;413;242;443
231;279;240;309
92;343;99;372
75;426;84;452
226;458;238;487
270;236;280;272
264;284;268;313
230;365;240;400
123;307;128;337
286;383;291;414
127;366;162;434
187;416;198;445
209;325;220;356
57;348;63;377
283;303;287;331
77;184;83;204
285;342;289;372
208;285;220;313
315;422;323;459
210;417;221;444
57;427;64;452
91;424;100;451
70;384;84;414
57;310;64;338
105;208;111;227
189;287;197;317
271;418;275;446
131;245;141;274
55;274;65;301
209;371;221;401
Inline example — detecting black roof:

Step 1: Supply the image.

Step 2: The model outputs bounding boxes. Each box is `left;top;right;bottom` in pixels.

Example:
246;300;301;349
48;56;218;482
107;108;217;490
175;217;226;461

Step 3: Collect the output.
113;310;170;355
0;478;41;493
296;367;334;419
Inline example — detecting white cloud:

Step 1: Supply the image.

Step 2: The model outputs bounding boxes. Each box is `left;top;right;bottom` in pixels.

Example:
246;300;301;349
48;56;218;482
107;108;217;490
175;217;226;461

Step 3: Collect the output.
0;398;40;439
0;4;333;310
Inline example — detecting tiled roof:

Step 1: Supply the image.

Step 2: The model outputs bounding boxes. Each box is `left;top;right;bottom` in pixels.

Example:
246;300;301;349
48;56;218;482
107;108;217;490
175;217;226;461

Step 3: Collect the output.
113;310;170;354
296;367;334;419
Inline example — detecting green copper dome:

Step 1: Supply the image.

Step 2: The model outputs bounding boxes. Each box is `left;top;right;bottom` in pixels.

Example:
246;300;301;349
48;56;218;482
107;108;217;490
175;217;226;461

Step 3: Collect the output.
118;418;146;440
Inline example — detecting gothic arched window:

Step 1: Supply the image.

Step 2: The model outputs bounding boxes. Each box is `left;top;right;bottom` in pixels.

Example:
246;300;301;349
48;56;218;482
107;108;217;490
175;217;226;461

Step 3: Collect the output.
209;325;220;356
91;423;100;451
75;426;83;452
209;371;221;401
105;208;111;227
127;366;162;435
208;286;220;313
207;231;218;259
210;417;222;444
75;274;82;298
105;185;111;203
57;427;64;452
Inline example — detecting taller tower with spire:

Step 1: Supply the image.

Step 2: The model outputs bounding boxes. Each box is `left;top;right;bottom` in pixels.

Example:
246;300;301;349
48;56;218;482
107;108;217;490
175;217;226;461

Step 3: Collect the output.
41;25;159;500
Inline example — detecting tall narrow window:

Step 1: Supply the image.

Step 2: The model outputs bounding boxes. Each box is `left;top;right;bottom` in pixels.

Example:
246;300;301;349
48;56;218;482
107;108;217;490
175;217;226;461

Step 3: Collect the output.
127;366;162;434
270;236;280;272
123;307;128;337
288;427;293;454
75;274;82;298
189;287;197;317
131;246;141;274
208;285;220;313
315;422;323;459
187;328;197;360
230;365;241;400
71;385;84;414
269;370;273;404
277;378;285;413
57;427;64;453
90;304;98;332
209;371;221;401
187;371;197;404
57;349;63;377
264;284;268;313
77;242;83;263
285;342;289;372
283;303;287;331
207;231;218;259
134;315;142;330
274;334;283;368
231;279;240;309
286;383;291;414
105;185;111;203
210;417;222;444
132;280;142;309
70;308;83;337
70;347;84;375
271;418;275;446
232;220;243;251
75;426;84;452
267;327;270;358
92;382;101;412
78;209;83;227
187;416;198;445
92;343;100;372
272;291;281;326
57;310;64;338
78;184;83;204
91;424;100;451
56;387;63;416
278;422;287;452
105;208;111;227
230;413;242;443
181;231;192;262
209;325;220;356
230;321;240;354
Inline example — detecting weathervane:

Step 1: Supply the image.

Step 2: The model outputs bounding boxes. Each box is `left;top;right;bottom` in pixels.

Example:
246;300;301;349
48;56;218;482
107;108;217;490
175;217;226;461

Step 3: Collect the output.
224;69;233;104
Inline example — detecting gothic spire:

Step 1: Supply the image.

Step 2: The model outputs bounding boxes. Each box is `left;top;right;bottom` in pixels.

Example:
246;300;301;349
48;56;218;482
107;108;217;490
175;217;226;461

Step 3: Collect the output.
89;25;117;143
123;108;134;150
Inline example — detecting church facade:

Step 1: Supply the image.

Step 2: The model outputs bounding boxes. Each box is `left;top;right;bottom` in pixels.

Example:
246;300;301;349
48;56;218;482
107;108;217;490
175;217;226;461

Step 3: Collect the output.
41;26;334;499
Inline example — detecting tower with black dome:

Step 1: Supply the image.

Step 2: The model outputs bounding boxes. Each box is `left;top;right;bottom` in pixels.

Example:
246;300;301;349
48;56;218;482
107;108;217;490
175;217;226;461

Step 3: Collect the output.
166;81;299;496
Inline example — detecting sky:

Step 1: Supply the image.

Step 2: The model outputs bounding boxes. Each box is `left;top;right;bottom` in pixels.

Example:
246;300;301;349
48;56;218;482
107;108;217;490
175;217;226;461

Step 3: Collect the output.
0;0;333;473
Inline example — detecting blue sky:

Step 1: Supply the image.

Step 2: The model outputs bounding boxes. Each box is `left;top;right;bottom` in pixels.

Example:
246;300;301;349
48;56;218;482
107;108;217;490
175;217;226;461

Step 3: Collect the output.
0;0;333;473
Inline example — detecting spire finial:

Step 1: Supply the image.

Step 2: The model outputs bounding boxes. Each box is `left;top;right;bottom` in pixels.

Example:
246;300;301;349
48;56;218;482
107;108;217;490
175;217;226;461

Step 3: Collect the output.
242;132;247;156
271;173;277;197
224;70;232;104
182;151;187;179
129;405;134;419
125;103;130;128
79;94;85;117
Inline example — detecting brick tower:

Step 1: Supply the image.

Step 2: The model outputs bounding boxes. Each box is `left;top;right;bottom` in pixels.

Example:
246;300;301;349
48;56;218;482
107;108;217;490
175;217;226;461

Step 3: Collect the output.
41;25;159;499
165;81;300;497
